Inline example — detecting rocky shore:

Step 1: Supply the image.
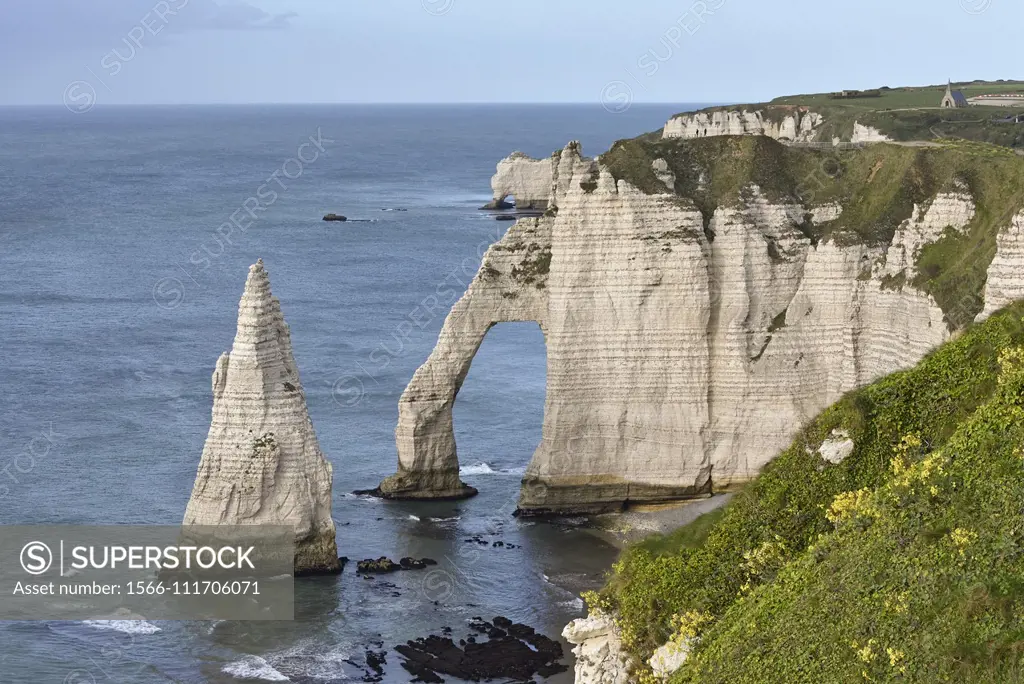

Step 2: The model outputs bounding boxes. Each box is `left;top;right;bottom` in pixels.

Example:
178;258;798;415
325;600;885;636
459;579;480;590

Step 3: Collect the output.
395;616;567;683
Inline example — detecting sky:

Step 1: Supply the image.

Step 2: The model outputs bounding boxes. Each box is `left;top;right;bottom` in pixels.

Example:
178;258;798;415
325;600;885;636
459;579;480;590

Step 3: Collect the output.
0;0;1020;106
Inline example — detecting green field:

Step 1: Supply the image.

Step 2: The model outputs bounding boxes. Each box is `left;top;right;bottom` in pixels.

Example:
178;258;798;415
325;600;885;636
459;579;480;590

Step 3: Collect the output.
771;80;1024;111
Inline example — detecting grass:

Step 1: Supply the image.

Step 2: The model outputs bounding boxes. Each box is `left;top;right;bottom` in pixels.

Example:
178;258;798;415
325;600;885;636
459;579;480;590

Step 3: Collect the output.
632;508;728;557
593;303;1024;676
770;81;1024;111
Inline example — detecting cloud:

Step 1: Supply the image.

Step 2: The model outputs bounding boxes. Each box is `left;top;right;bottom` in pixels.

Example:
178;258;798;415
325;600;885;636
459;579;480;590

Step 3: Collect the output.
176;0;298;31
0;0;296;56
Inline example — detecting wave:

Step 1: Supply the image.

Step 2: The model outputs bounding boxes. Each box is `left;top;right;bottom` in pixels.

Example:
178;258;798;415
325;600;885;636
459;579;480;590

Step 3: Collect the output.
222;655;290;682
460;462;525;476
559;597;585;612
82;620;161;635
340;493;383;503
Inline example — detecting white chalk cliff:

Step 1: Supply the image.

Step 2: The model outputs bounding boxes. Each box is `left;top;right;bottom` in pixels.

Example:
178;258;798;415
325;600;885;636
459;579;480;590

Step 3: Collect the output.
662;108;892;144
378;139;1024;514
184;260;340;574
663;109;824;141
979;211;1024;321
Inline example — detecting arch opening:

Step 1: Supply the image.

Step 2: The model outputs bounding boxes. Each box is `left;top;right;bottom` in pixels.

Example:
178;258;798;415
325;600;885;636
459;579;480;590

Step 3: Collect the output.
452;322;547;498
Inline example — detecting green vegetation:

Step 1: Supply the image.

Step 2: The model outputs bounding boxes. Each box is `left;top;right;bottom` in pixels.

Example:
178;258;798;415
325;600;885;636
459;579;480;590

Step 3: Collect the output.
596;135;1024;327
770;81;1024;111
678;81;1024;149
592;303;1024;681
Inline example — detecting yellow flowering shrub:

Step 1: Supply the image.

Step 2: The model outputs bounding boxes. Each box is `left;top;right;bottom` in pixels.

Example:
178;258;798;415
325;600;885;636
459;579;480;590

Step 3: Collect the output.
826;488;878;526
668;610;714;646
581;590;613;614
949;527;977;555
997;346;1024;384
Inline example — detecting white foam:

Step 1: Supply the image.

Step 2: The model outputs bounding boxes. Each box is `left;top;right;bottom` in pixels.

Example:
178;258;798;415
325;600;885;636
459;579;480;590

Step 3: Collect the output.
341;493;383;503
222;656;290;682
408;514;421;521
82;620;161;635
268;641;352;680
460;462;527;476
559;597;585;612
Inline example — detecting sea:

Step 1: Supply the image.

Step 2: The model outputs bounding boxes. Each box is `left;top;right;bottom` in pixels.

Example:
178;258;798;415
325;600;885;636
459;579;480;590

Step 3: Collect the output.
0;103;700;683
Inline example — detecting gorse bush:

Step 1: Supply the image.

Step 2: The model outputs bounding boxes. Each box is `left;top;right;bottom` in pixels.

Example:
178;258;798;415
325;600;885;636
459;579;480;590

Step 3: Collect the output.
596;302;1024;681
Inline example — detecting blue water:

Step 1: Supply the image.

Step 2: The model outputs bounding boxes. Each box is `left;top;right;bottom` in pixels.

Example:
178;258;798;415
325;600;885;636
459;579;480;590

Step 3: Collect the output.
0;104;699;683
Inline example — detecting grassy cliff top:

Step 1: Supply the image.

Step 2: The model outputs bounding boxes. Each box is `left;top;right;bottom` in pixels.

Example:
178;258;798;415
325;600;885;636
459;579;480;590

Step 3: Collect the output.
597;135;1024;327
592;302;1024;683
668;81;1024;149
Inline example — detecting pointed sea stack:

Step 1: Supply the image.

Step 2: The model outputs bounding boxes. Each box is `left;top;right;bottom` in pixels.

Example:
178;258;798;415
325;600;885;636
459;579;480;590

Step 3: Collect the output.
183;260;340;575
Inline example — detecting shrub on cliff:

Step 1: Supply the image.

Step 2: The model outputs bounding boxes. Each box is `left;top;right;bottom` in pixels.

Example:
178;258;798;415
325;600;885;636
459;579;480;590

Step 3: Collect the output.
595;301;1024;680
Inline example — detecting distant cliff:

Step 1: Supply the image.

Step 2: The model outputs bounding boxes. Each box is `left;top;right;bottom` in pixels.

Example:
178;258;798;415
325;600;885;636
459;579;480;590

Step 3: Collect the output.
660;107;893;144
377;117;1024;515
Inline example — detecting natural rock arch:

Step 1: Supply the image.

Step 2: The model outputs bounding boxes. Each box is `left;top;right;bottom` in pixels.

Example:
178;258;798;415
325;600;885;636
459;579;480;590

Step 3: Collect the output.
376;136;1024;517
376;219;551;501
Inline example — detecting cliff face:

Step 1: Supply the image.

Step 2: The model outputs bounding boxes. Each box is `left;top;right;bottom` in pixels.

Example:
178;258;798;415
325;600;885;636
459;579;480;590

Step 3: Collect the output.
662;108;892;144
184;260;340;574
663;109;824;141
379;132;1024;514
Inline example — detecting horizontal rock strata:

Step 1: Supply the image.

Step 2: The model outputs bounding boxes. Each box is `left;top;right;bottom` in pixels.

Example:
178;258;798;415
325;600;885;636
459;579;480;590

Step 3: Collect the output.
662;109;892;145
379;139;1020;514
662;109;823;141
184;260;339;575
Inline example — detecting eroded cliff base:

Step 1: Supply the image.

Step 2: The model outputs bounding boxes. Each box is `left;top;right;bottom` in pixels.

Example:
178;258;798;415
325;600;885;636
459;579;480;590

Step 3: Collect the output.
294;532;344;576
368;468;478;501
515;477;714;517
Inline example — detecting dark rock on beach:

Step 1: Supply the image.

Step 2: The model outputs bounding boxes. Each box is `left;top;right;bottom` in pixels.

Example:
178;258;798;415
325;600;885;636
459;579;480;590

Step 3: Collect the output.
323;213;348;222
395;617;566;682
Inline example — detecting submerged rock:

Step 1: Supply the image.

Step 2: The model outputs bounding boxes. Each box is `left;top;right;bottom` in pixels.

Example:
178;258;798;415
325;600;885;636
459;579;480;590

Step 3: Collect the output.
356;556;437;573
183;260;340;575
323;213;348;222
357;557;401;574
